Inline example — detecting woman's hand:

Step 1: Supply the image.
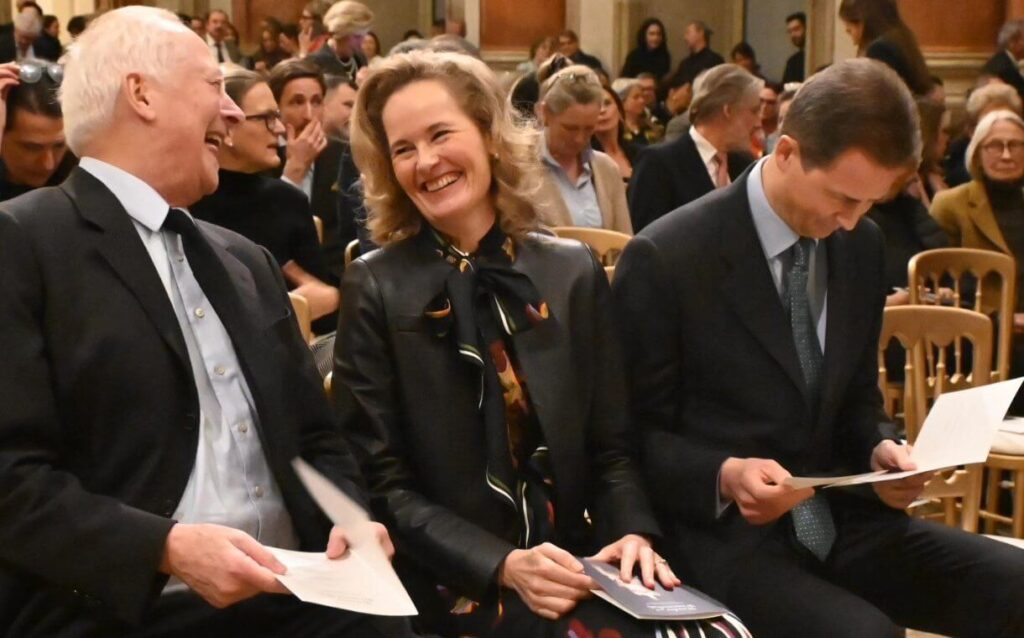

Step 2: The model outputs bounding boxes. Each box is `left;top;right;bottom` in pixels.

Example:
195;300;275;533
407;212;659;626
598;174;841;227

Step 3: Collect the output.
500;543;593;620
589;533;681;590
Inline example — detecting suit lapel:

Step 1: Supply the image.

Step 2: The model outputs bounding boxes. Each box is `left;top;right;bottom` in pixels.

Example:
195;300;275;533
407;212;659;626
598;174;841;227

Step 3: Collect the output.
966;180;1011;253
820;230;853;424
718;179;808;400
62;168;191;376
679;134;716;194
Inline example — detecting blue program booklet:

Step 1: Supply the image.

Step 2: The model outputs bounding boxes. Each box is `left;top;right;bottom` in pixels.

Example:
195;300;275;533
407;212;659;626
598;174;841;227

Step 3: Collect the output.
581;558;730;621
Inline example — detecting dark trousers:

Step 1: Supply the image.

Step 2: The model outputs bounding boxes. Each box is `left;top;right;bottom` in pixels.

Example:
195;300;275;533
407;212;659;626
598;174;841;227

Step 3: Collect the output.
721;493;1024;638
129;592;417;638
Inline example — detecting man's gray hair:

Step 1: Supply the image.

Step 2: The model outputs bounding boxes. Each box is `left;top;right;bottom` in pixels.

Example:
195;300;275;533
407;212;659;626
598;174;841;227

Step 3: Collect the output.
998;19;1024;50
966;82;1023;124
60;6;192;155
688;64;762;126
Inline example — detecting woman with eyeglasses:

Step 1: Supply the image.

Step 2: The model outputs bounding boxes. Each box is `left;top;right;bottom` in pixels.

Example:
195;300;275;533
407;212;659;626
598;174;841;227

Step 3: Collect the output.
535;62;632;234
191;67;338;331
931;109;1024;407
338;51;749;637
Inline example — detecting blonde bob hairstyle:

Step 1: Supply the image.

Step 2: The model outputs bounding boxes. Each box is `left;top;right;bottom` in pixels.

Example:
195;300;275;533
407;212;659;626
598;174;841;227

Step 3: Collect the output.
966;109;1024;181
350;51;544;246
324;0;373;39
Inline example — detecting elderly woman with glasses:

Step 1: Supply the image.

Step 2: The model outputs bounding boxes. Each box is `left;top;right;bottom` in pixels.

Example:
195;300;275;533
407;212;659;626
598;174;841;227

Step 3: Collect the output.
535;62;632;234
336;51;749;637
931;109;1024;405
191;67;338;331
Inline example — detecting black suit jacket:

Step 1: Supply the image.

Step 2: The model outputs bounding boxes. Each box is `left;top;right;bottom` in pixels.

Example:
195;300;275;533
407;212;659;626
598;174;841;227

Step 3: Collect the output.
983;50;1024;103
612;170;896;597
0;168;366;635
333;230;660;620
627;132;753;231
0;31;61;63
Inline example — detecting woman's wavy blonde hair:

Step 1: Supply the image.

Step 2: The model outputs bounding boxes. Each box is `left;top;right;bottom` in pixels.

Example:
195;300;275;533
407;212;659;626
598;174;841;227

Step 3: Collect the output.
350;51;545;246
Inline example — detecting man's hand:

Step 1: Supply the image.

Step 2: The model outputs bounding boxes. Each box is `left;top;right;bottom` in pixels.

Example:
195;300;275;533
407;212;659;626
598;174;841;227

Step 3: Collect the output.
870;440;933;509
589;533;680;590
282;120;327;184
0;63;20;148
500;543;594;620
719;457;814;525
159;523;288;609
325;522;395;560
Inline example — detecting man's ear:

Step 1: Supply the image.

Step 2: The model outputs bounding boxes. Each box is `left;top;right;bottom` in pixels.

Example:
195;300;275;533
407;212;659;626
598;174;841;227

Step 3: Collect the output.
123;72;157;122
773;134;798;168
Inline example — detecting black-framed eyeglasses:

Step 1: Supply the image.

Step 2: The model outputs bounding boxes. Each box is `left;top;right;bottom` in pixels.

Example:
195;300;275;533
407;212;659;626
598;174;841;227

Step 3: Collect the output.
244;110;283;132
19;60;62;85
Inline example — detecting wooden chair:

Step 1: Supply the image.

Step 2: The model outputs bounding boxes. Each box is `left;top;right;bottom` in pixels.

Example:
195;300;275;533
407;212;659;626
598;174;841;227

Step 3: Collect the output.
312;216;324;244
551;226;632;267
908;248;1014;382
288;291;313;345
344;239;361;267
878;305;993;532
324;371;333;403
909;249;1024;536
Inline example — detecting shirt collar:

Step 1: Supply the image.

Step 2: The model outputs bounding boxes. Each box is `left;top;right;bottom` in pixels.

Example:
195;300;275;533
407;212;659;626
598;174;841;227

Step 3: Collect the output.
689;126;719;168
78;157;175;232
747;156;800;260
540;129;593;175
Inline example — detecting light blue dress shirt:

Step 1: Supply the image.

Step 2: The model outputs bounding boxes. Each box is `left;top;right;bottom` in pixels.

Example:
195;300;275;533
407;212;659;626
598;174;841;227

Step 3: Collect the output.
540;131;603;229
78;158;300;591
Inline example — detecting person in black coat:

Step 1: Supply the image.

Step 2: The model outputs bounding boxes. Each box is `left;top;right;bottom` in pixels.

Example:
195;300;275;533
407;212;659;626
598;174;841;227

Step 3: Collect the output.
619;18;670;81
982;19;1024;104
782;12;807;84
664;21;724;92
191;68;339;335
838;0;933;96
628;63;757;232
339;50;752;638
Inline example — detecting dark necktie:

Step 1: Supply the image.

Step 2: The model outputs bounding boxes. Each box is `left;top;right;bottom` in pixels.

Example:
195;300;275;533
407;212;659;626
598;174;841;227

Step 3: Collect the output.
216;43;225;63
161;208;240;323
786;237;836;561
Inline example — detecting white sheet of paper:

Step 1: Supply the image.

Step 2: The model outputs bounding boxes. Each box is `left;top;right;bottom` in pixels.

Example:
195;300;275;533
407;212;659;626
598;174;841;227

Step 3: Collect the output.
1001;416;1024;434
277;458;417;616
268;547;417;616
786;378;1024;489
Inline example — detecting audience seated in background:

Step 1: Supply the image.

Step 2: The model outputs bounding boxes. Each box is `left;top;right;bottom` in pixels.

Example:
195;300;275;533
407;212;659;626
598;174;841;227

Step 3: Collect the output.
297;0;331;59
0;10;56;63
592;84;635;182
931;109;1024;410
361;30;381;65
0;60;75;201
253;22;289;72
0;8;415;636
730;41;762;78
191;67;338;333
516;36;554;75
307;0;372;76
983;19;1024;104
557;29;605;73
278;22;301;57
612;78;663;147
839;0;933;96
782;12;807;83
765;86;797;153
629;64;758;232
619;18;670;81
535;63;632;234
913;96;950;204
269;59;348;279
945;81;1023;187
38;14;61;58
338;49;751;638
205;9;241;64
614;57;1024;638
665;20;725;93
66;13;89;40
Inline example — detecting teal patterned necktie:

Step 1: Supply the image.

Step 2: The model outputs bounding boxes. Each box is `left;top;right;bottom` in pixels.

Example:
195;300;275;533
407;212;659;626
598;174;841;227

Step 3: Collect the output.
786;237;836;561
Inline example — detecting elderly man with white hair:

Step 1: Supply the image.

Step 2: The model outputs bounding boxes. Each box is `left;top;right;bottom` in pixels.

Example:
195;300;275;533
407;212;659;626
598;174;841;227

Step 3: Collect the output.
0;7;415;636
983;18;1024;104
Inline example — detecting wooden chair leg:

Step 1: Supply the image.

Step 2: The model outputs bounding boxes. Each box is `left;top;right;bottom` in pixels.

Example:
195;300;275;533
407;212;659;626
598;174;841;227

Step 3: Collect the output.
1014;469;1024;539
962;467;981;533
985;468;1000;534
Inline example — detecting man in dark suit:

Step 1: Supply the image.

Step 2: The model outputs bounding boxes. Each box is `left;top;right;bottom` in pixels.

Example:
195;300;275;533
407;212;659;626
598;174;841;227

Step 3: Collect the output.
204;9;241;64
269;59;348;280
782;12;806;84
0;8;411;636
628;63;757;232
556;29;605;73
983;19;1024;104
0;10;58;63
613;58;1024;638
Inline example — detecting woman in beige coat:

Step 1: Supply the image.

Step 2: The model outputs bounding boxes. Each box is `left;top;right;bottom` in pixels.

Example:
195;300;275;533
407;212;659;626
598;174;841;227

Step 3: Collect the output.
534;61;633;234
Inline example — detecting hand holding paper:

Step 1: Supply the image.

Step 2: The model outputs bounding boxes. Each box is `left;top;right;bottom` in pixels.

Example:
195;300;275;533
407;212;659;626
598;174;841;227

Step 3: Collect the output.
869;440;932;509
